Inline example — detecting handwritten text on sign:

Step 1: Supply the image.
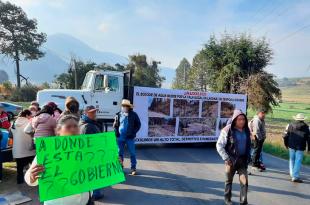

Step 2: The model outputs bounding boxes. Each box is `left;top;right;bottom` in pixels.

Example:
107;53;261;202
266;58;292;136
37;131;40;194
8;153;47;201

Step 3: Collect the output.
36;132;125;202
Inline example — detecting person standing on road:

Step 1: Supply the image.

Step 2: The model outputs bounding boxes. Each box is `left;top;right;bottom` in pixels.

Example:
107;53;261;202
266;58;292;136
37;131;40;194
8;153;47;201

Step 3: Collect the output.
32;105;56;138
216;109;251;205
113;99;141;176
79;105;104;201
46;102;63;121
0;103;11;130
25;115;90;205
0;103;11;183
11;110;35;184
250;109;267;171
60;97;80;119
30;101;41;111
283;113;309;183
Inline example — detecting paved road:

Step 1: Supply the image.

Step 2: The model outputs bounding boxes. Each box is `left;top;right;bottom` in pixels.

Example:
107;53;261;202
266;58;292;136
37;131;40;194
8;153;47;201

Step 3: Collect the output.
1;144;309;205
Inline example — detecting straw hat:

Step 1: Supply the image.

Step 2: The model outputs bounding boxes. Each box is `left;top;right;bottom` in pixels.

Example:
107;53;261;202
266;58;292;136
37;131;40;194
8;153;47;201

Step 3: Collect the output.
121;99;133;108
293;113;307;121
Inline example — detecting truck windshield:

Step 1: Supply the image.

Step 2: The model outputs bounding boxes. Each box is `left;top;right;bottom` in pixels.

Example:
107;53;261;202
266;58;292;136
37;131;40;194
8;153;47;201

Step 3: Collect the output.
94;75;119;91
81;73;92;90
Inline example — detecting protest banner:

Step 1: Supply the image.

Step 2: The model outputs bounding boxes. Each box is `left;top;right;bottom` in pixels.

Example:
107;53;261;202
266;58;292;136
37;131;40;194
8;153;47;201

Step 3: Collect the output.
133;86;247;144
36;132;125;202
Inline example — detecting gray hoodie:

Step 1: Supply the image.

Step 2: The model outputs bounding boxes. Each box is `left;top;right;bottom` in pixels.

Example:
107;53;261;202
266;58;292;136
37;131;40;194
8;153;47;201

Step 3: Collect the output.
216;109;251;163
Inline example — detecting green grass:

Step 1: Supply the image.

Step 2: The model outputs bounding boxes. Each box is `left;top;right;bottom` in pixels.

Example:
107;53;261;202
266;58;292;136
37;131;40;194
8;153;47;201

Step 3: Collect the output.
248;101;310;166
264;143;310;166
6;101;31;109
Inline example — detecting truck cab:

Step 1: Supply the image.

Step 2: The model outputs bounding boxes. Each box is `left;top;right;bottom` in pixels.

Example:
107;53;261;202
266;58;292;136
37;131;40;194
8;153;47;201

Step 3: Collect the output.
37;70;132;125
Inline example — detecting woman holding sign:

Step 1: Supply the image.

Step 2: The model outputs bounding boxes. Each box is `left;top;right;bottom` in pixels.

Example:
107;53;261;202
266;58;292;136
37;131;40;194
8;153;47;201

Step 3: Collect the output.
25;115;91;205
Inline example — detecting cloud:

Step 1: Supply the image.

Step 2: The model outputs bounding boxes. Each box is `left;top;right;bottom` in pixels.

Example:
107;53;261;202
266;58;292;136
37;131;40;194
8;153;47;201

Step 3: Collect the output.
98;22;109;33
7;0;40;8
7;0;64;9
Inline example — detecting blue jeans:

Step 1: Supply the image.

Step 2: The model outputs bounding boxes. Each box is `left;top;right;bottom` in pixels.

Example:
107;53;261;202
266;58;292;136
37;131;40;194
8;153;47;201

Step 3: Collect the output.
118;139;137;170
289;148;304;179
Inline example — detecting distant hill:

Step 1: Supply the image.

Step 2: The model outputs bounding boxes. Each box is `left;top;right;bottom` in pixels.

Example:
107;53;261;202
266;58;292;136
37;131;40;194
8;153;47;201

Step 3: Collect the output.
0;70;9;83
278;77;310;103
1;33;175;87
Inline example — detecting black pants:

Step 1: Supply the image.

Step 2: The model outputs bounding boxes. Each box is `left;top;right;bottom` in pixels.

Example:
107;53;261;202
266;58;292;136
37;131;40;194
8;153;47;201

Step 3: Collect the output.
225;160;248;204
251;139;265;167
0;150;2;180
16;156;34;184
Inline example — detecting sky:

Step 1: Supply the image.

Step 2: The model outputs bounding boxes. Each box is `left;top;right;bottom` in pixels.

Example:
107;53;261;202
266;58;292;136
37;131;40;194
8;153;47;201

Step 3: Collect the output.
6;0;310;78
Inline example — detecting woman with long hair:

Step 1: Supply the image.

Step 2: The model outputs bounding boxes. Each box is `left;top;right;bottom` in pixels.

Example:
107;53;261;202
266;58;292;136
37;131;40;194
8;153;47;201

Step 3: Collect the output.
32;105;56;138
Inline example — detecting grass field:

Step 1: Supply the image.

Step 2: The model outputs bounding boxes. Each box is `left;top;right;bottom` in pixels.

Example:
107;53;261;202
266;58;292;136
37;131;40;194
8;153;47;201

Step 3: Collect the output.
248;80;310;165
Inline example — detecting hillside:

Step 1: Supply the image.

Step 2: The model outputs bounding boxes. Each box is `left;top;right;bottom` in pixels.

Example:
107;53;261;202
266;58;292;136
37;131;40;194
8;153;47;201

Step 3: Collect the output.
0;33;175;86
278;77;310;103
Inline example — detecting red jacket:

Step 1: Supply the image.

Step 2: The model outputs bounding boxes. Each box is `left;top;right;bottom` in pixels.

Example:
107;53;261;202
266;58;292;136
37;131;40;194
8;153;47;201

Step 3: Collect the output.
0;111;11;130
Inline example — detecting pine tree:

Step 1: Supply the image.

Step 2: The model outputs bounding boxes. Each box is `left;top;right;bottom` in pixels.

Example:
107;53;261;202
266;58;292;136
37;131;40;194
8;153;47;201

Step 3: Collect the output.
172;58;191;89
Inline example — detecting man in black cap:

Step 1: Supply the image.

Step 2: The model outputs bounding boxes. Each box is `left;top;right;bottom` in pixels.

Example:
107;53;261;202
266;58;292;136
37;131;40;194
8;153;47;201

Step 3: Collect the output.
249;108;267;171
79;105;104;200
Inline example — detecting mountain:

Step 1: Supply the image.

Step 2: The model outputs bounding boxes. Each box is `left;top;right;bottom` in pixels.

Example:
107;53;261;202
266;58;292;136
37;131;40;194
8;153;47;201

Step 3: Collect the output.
45;34;128;65
0;33;175;87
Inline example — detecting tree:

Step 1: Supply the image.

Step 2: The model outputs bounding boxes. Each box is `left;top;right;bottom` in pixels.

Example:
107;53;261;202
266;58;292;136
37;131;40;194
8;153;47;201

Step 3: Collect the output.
172;58;191;89
54;60;98;89
128;54;165;87
0;69;8;83
0;1;46;88
189;33;281;112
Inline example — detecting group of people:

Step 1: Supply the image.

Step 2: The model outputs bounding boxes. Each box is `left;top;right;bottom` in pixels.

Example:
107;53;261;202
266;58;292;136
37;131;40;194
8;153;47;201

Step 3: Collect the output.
0;98;141;205
216;109;309;205
1;98;309;205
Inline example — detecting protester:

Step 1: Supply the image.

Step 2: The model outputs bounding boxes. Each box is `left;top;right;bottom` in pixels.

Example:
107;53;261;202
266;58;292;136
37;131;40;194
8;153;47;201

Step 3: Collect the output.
0;103;11;183
0;130;2;183
32;105;56;138
60;97;80;119
29;105;39;117
25;115;90;205
283;113;310;183
11;109;35;184
30;101;41;111
79;105;104;200
113;99;141;175
216;109;251;205
0;103;11;130
250;109;267;171
47;102;62;121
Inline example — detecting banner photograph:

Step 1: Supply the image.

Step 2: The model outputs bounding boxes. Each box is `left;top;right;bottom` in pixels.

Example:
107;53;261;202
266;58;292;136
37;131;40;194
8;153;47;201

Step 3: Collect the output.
133;86;247;144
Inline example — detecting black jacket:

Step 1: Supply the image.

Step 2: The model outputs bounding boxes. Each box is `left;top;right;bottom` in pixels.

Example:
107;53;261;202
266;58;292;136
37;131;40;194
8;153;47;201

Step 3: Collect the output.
113;110;141;139
79;115;102;134
284;121;310;151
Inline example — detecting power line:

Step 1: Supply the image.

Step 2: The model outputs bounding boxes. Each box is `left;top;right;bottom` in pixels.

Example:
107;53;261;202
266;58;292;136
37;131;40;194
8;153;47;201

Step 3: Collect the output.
254;1;291;34
251;0;280;30
273;23;310;45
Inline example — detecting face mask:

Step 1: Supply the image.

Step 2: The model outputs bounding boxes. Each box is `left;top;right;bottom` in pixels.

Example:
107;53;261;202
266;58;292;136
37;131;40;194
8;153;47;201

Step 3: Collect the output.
121;107;129;113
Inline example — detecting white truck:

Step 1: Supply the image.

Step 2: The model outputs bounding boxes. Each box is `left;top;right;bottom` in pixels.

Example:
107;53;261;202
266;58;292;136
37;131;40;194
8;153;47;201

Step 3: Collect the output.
37;70;133;129
38;70;248;144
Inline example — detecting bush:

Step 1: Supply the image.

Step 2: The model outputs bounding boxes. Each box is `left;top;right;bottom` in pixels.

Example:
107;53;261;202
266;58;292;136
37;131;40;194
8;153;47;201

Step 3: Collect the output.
9;85;39;102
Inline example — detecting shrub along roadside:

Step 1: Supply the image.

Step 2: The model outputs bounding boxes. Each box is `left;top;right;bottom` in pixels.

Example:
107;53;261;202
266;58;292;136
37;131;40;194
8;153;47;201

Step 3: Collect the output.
263;142;310;166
